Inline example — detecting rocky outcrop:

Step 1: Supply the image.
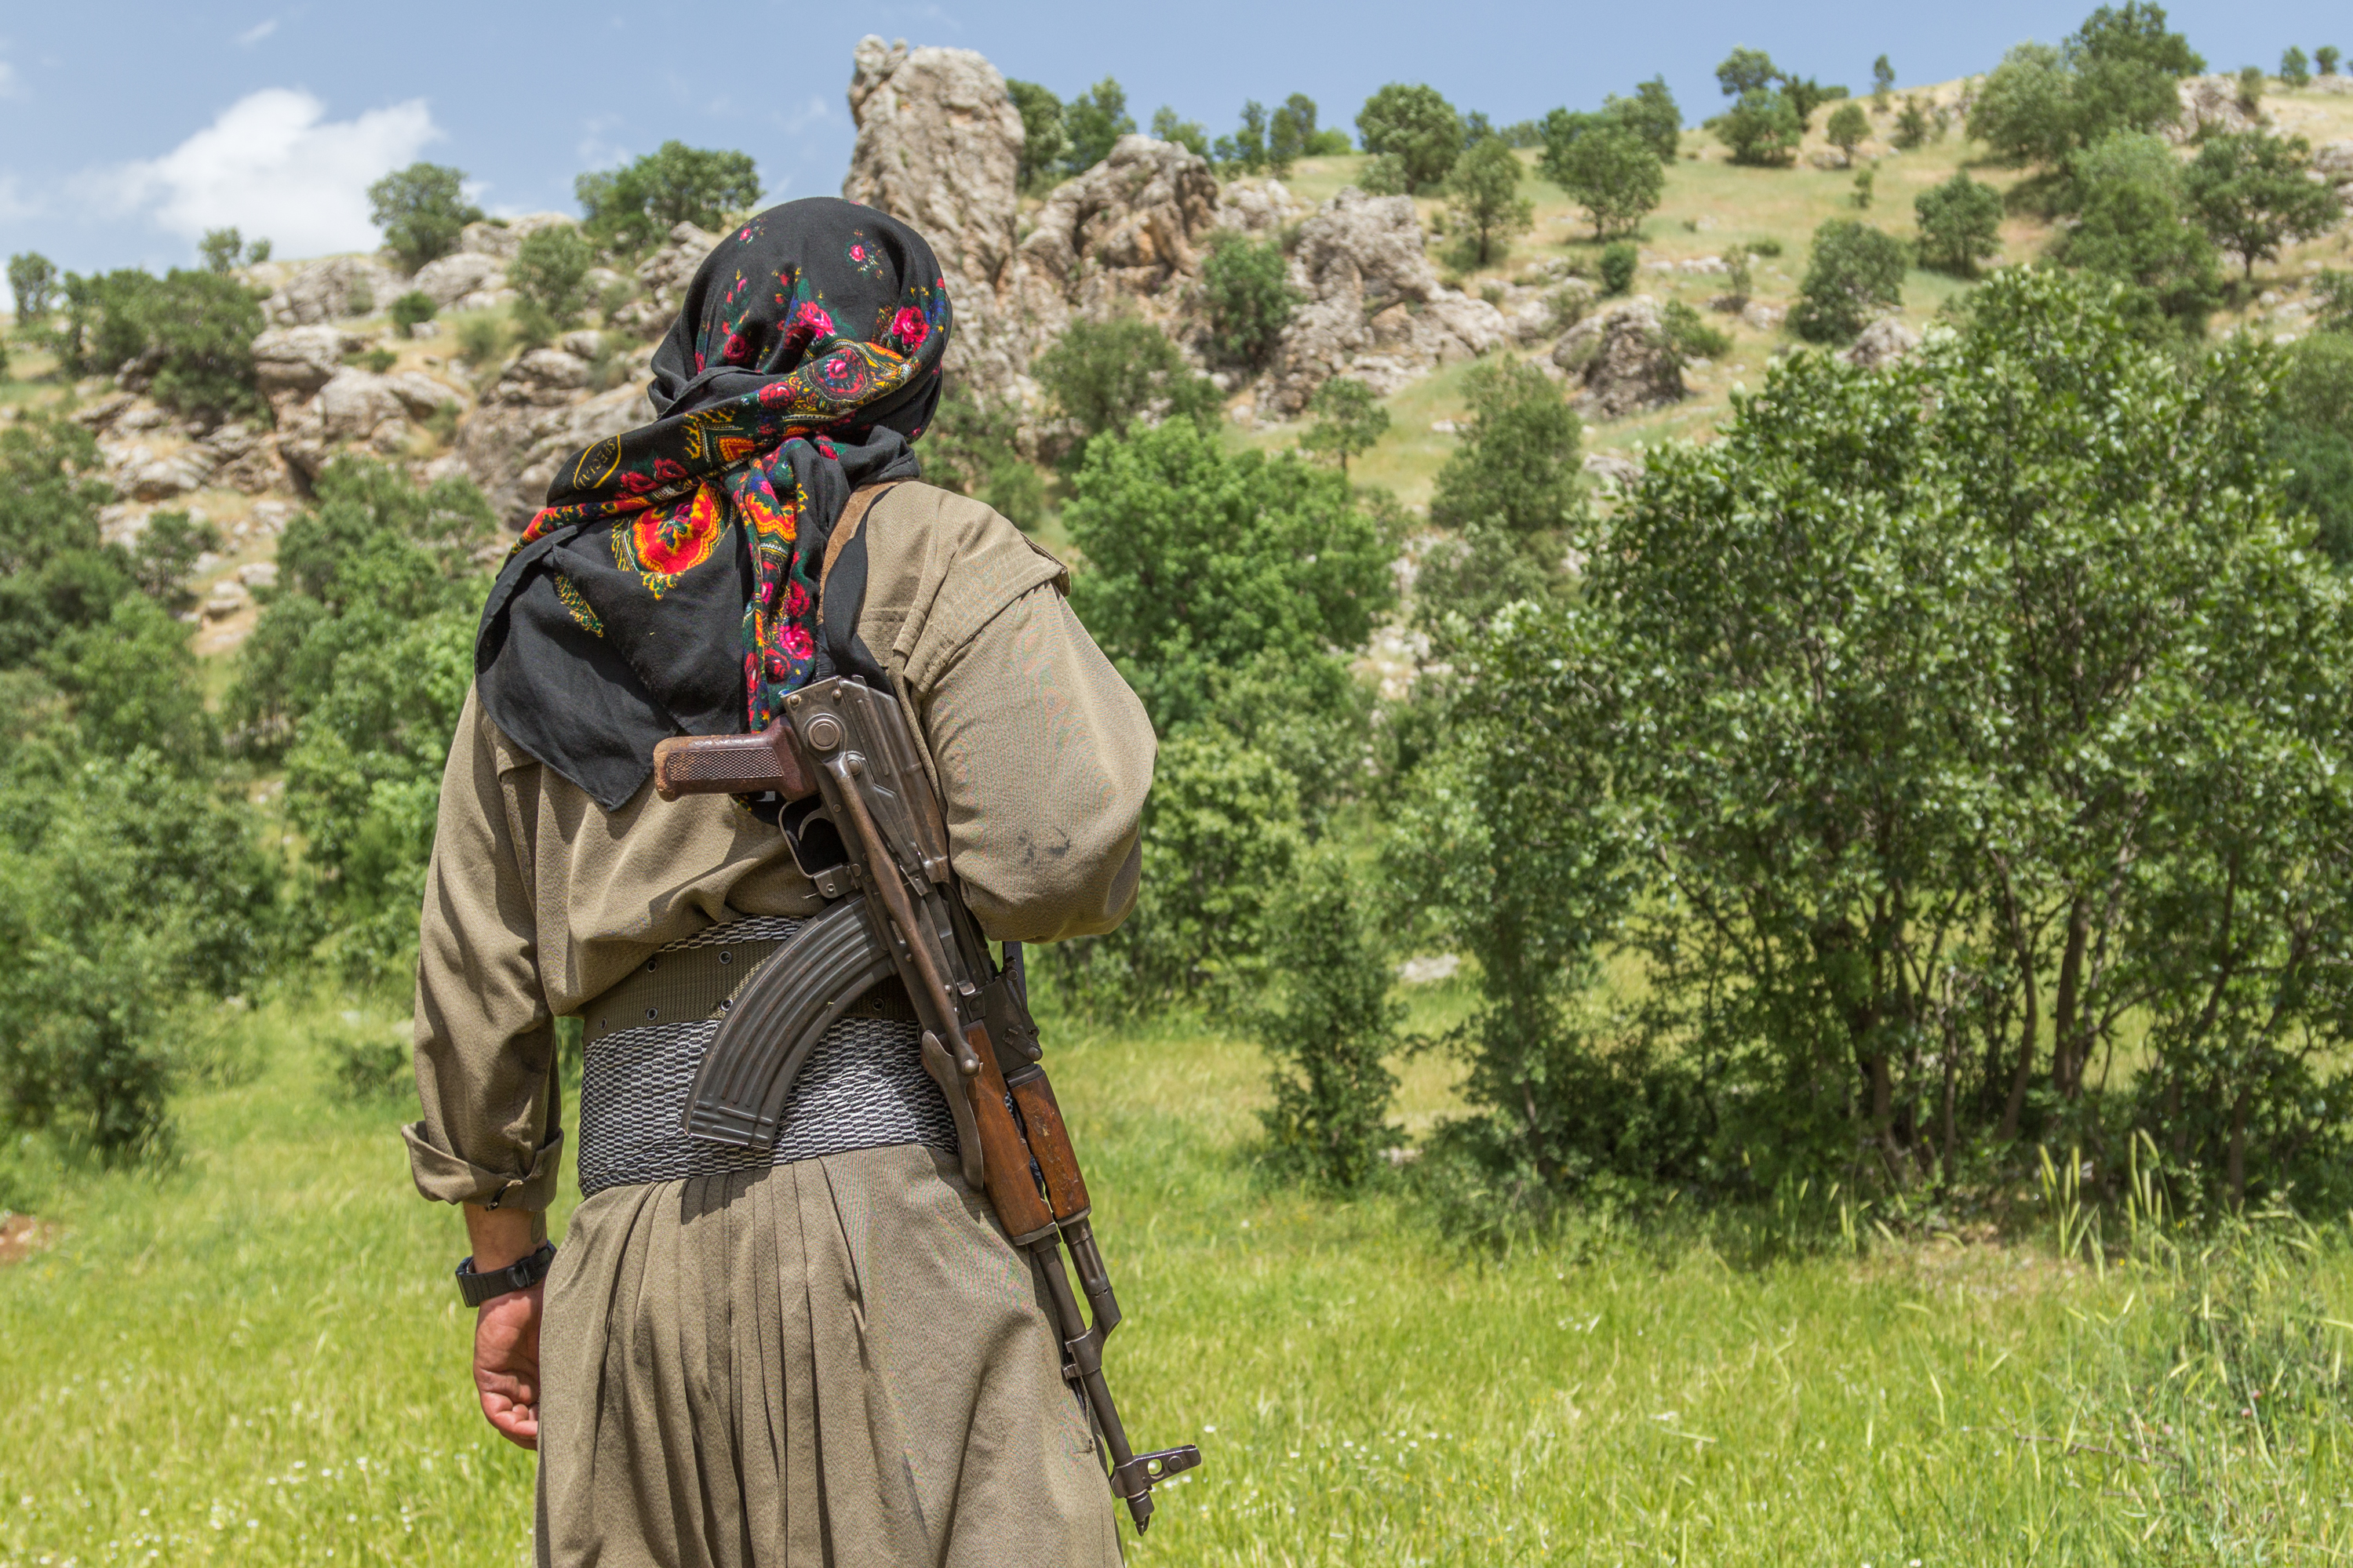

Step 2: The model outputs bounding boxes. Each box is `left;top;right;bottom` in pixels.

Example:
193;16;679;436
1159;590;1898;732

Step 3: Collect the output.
410;251;507;309
1262;188;1510;416
2169;75;2265;142
2314;140;2353;211
263;256;403;326
1842;316;1921;370
1553;297;1685;420
455;214;574;262
277;367;467;482
1213;178;1302;235
1017;136;1222;337
453;347;654;523
610;221;721;338
251;326;366;402
842;37;1028;391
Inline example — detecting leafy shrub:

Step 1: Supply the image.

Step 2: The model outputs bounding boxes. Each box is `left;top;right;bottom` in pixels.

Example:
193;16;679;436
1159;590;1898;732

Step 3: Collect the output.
1606;78;1683;162
1267;93;1326;171
1062;417;1394;733
230;459;497;984
2272;332;2353;562
1914;170;2005;276
2282;46;2311;87
1713;90;1803;166
2184;131;2342;281
368;163;482;271
2319;46;2342;76
1046;723;1300;1014
388;290;437;338
453;314;506;366
1660;299;1732;362
1971;7;2205;169
1892;96;1935;150
359;347;396;374
509;224;596;335
1255;849;1401;1188
1826;101;1871;164
921;383;1042;529
52;269;264;419
1749;237;1783;258
1790;218;1907;342
2050;130;2220;334
1356;83;1463;192
1420;358;1584;644
577;142;759;254
328;1023;413;1101
1357;154;1411;195
1032;315;1219;453
1598;240;1637;295
1150;106;1211;159
1200;231;1298;366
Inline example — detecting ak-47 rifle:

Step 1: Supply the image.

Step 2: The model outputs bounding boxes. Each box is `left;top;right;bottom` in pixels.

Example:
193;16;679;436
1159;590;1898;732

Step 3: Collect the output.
651;676;1200;1532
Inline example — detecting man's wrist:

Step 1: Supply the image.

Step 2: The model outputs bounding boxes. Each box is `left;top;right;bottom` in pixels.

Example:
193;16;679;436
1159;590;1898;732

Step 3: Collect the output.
462;1200;543;1273
457;1240;556;1307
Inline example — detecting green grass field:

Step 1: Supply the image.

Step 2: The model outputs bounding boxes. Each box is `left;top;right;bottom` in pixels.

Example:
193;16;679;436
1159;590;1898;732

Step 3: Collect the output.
8;980;2353;1566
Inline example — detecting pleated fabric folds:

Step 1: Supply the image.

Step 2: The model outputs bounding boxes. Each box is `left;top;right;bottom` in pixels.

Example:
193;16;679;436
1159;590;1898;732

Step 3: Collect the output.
536;1144;1119;1568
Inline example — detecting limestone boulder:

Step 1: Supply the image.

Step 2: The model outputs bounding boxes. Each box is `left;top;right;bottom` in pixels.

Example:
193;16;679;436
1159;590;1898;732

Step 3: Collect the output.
251;326;365;400
455;344;654;523
121;444;219;502
315;370;410;443
1841;316;1921;370
1019;136;1221;318
1553;297;1686;420
410;252;505;308
2169;75;2264;142
264;256;403;326
457;214;575;261
199;421;286;495
1213;177;1302;235
610;221;721;337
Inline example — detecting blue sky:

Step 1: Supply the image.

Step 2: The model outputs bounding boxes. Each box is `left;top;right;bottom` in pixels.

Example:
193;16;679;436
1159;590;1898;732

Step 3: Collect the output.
0;0;2341;271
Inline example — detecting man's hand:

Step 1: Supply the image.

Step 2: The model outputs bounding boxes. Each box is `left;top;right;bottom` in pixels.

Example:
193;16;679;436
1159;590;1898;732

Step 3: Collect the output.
463;1202;545;1450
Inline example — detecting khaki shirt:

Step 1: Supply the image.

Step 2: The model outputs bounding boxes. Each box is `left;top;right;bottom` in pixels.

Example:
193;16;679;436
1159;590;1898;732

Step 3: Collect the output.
402;483;1155;1213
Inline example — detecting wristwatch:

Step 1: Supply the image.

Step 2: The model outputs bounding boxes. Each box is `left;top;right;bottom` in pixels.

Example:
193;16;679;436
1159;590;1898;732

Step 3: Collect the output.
454;1240;556;1306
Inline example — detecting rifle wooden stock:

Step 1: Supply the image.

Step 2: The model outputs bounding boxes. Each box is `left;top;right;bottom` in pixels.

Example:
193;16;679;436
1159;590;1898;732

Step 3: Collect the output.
651;720;815;802
1006;1065;1091;1223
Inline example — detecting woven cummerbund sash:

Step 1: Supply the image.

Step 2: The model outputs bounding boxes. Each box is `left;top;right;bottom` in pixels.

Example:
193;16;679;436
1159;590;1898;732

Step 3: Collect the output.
574;915;958;1198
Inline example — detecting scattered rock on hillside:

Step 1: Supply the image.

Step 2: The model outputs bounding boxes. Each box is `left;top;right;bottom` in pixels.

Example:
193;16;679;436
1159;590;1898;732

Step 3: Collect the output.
610;221;722;338
1261;188;1509;416
411;251;506;309
1583;451;1646;492
252;326;366;401
264;256;403;326
1553;297;1685;420
2313;140;2353;210
457;214;575;261
1740;300;1787;333
122;444;219;501
2169;75;2265;141
456;347;654;523
1211;176;1301;235
201;420;286;494
1842;316;1920;370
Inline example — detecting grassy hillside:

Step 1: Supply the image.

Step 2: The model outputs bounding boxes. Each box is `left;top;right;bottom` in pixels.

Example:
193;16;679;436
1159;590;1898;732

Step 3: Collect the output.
1257;77;2353;508
6;983;2353;1566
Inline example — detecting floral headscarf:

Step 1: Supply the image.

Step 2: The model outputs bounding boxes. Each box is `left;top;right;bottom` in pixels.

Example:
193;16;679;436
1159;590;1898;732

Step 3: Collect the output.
474;198;951;810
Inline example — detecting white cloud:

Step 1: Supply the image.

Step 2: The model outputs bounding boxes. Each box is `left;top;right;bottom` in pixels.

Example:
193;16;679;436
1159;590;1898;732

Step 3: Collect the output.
108;88;439;257
236;19;279;45
0;55;15;97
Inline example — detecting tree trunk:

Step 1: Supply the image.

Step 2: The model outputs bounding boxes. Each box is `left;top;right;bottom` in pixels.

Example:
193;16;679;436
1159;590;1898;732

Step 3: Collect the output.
1998;949;2040;1142
2051;897;2089;1099
2227;1080;2250;1210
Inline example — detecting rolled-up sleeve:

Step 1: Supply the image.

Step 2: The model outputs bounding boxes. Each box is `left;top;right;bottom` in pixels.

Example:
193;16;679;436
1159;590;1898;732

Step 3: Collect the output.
402;686;563;1215
919;583;1155;943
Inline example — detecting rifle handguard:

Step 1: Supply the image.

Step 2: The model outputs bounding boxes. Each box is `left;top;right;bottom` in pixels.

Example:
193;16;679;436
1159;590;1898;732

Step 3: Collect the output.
651;720;816;802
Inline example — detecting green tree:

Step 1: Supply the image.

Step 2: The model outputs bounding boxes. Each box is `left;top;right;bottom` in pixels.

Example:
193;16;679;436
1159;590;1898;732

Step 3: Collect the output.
1446;135;1535;265
1605;77;1684;162
1781;77;1837;129
1790;218;1907;342
1420;357;1584;642
1299;377;1390;475
508;224;596;333
8;252;57;329
576;141;759;254
1851;166;1878;209
1715;46;1782;97
1062;78;1136;176
388;290;437;339
1062;417;1393;729
1714;89;1805;166
1826;101;1872;165
1255;848;1401;1189
1008;80;1069;189
2184;132;2344;280
2052;130;2221;333
2282;46;2312;86
2271;332;2353;562
1268;93;1321;172
368;162;483;271
1213;100;1270;174
1356;83;1465;192
1970;42;2080;165
1873;54;1898;107
197;227;245;274
1200;231;1298;367
1892;94;1936;150
1544;122;1663;241
1149;106;1210;159
53;269;265;419
2068;1;2206;140
1031;315;1220;454
1914;171;2005;276
2319;45;2342;75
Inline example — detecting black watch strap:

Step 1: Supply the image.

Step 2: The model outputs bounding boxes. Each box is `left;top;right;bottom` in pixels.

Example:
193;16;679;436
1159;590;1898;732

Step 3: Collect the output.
455;1240;556;1307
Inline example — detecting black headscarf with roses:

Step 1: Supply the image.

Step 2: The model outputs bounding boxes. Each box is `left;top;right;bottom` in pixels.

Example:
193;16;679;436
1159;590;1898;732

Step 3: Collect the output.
473;197;951;810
